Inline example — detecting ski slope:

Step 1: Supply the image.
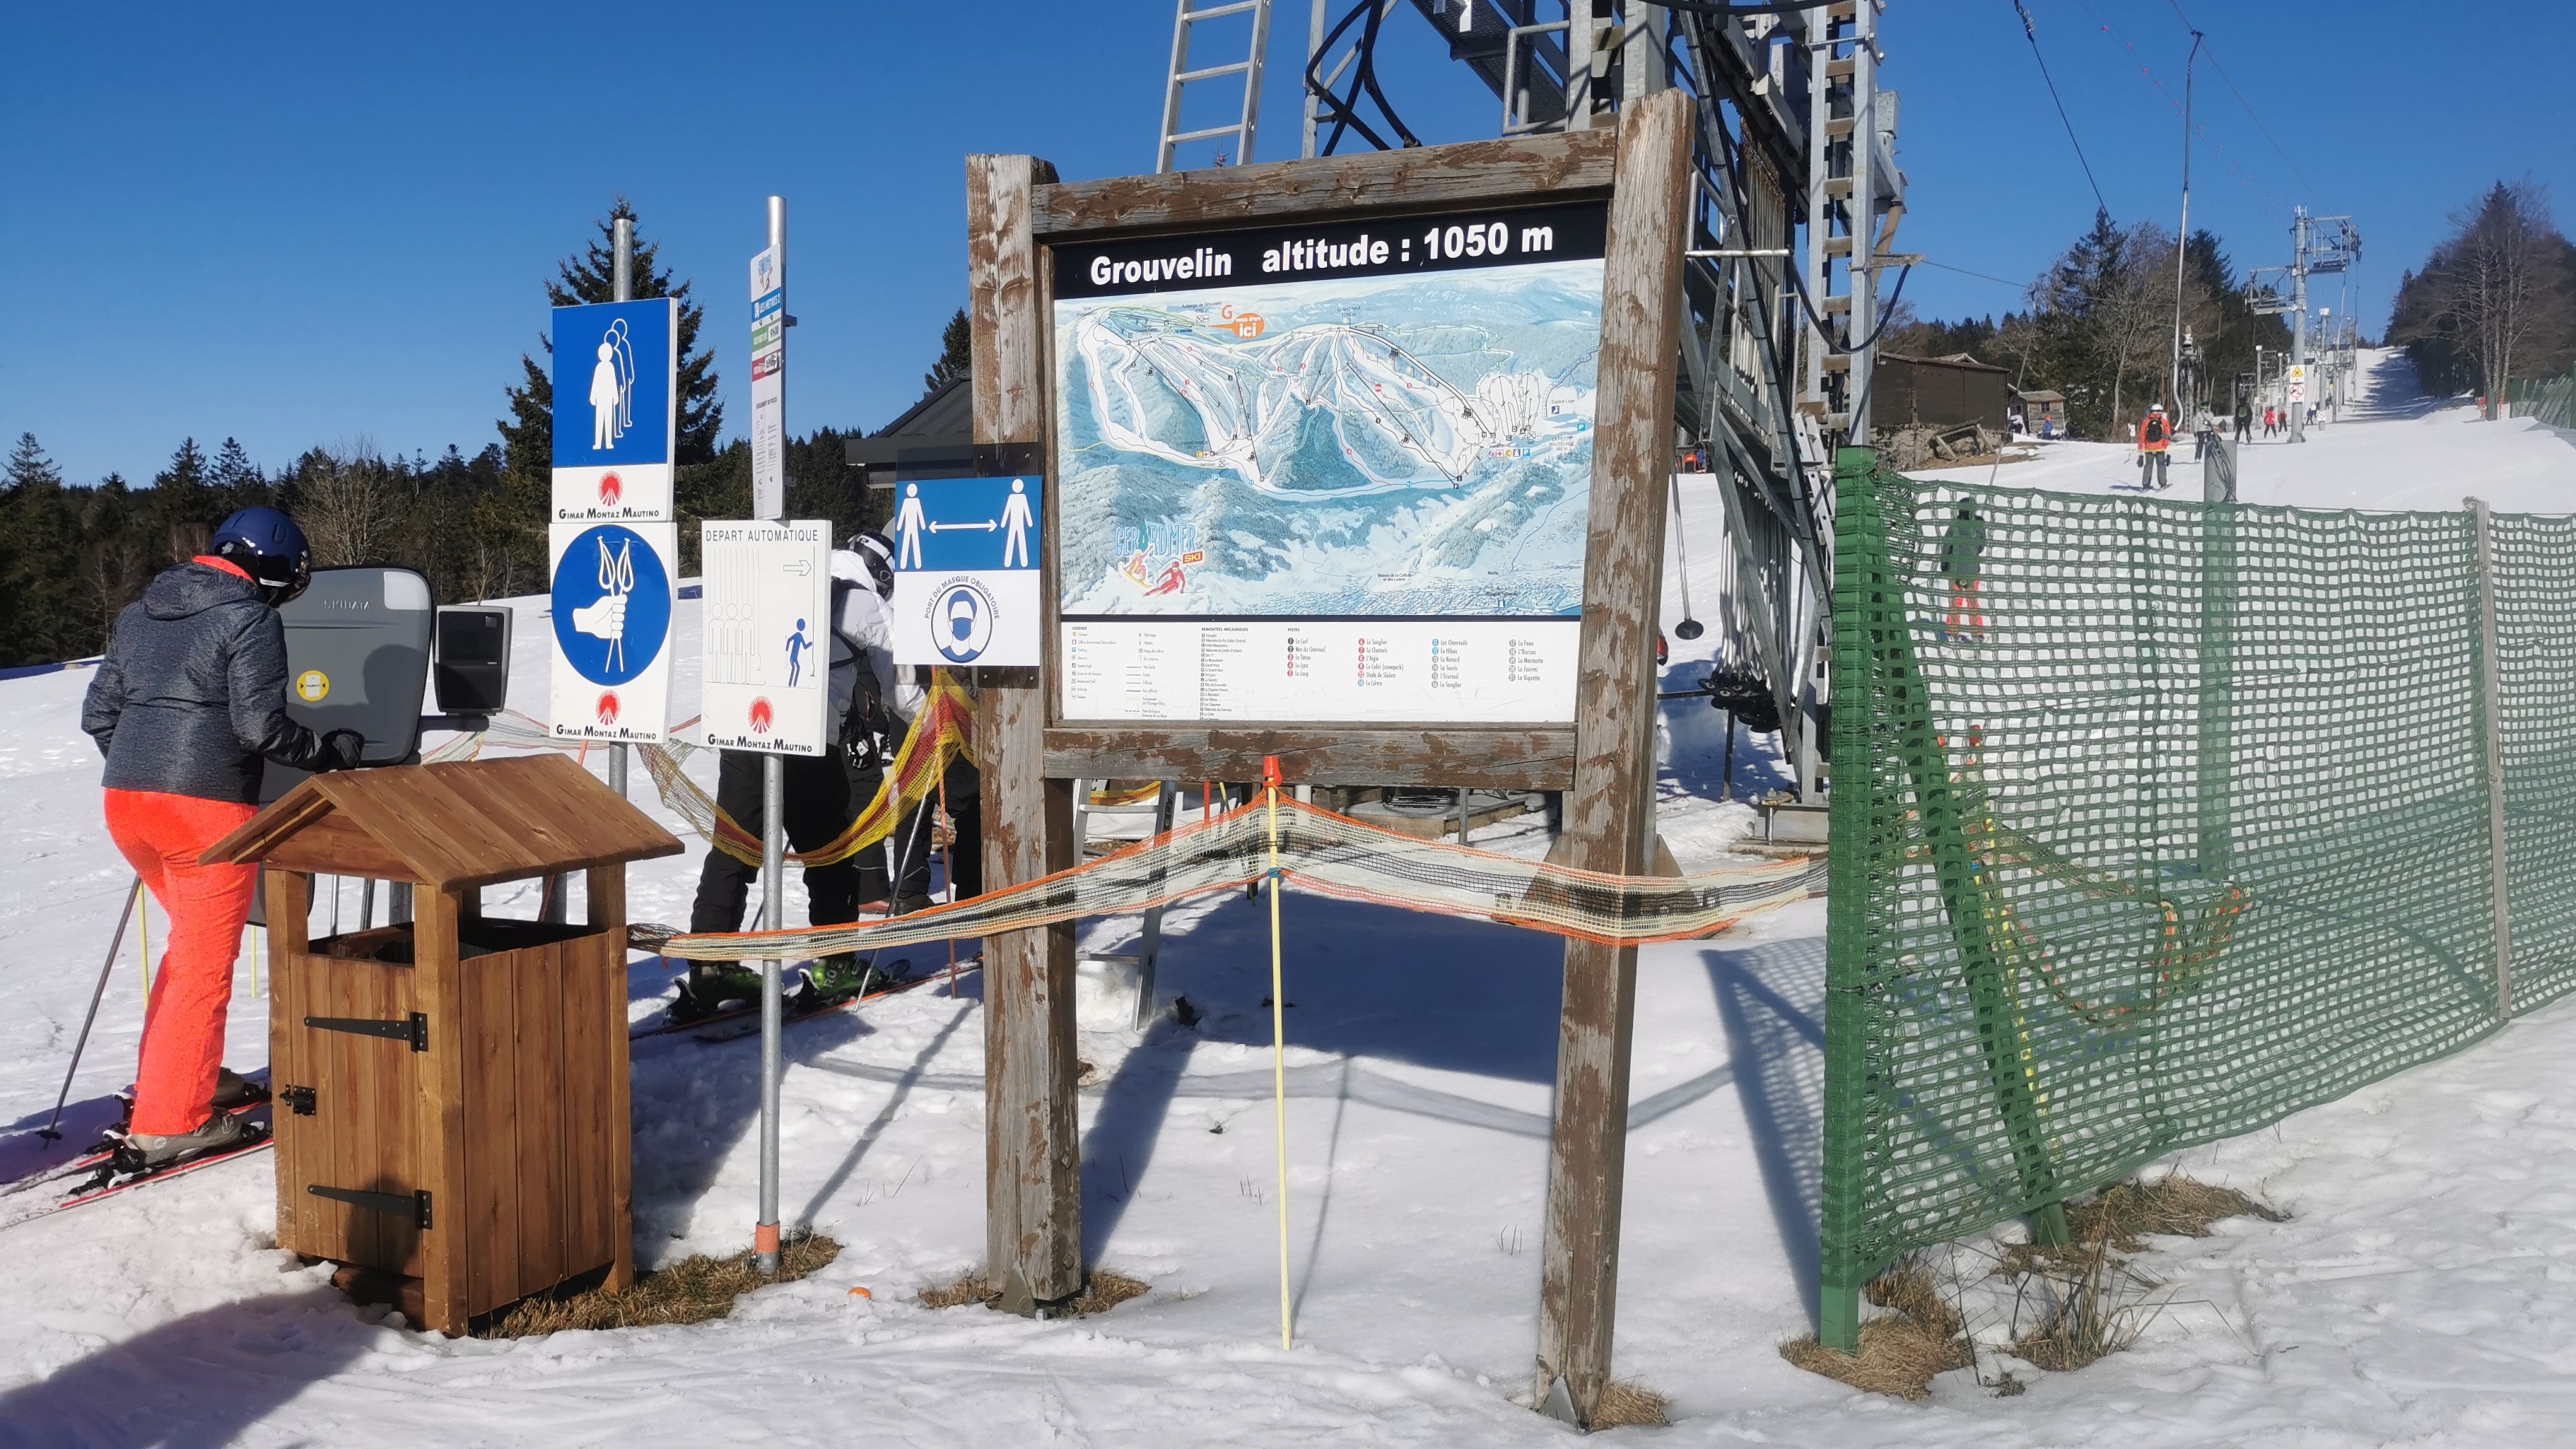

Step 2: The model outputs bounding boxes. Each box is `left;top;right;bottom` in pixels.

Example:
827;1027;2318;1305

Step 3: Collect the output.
3;350;2575;1444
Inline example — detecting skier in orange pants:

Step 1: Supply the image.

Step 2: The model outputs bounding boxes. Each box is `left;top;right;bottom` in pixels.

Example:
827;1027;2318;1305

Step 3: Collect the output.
81;508;364;1167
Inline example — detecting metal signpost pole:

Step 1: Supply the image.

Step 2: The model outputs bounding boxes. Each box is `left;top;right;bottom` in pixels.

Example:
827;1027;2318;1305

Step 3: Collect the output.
755;195;788;1277
2290;209;2310;442
2170;31;2201;414
609;215;633;803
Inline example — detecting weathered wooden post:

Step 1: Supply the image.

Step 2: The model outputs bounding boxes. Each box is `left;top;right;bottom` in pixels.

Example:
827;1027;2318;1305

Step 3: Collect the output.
1533;87;1692;1428
968;151;1085;1313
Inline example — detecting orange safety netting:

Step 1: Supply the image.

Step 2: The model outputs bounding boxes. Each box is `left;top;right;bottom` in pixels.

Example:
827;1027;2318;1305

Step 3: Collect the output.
660;791;1826;961
425;670;978;870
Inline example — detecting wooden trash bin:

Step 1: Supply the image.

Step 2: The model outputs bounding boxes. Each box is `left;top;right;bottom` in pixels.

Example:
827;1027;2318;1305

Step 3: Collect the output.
203;754;682;1334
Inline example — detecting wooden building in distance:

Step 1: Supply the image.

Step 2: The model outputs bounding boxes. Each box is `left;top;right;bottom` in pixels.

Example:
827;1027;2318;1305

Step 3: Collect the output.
1874;352;2013;434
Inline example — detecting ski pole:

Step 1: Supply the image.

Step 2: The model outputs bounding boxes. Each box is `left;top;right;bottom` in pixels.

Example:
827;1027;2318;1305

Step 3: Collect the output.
136;888;153;1006
939;771;959;997
40;878;143;1142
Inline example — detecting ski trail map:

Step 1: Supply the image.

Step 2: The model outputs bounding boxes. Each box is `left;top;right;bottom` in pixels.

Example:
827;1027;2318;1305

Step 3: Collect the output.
1051;201;1607;724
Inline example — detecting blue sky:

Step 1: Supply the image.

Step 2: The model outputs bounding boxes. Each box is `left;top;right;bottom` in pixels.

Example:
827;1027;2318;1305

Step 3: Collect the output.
1;1;2562;486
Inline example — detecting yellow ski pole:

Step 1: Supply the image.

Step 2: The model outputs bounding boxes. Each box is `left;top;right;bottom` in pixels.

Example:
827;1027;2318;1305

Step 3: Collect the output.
1265;756;1291;1352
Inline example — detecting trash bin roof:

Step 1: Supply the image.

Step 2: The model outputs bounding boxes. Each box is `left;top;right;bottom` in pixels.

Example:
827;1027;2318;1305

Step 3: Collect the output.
200;753;684;888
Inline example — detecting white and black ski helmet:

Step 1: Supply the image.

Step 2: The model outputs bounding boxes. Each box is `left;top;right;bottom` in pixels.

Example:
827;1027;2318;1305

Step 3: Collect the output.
847;532;896;598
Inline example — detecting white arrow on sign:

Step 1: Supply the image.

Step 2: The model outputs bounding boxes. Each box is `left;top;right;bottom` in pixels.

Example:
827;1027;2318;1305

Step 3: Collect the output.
782;556;813;576
929;520;999;532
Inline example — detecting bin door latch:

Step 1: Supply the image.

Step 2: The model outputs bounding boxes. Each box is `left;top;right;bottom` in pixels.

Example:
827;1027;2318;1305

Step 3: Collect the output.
304;1012;428;1052
281;1085;317;1115
308;1185;433;1229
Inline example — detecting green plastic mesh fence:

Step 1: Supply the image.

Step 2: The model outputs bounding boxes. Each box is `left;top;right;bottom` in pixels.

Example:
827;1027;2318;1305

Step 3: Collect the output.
1820;449;2569;1344
2507;370;2573;428
2494;512;2576;1006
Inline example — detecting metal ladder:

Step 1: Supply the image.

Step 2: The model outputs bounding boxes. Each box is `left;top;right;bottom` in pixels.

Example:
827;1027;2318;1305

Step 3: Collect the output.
1158;0;1273;172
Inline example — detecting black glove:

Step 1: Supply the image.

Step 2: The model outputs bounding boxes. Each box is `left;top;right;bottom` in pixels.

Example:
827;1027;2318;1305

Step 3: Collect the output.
320;729;368;772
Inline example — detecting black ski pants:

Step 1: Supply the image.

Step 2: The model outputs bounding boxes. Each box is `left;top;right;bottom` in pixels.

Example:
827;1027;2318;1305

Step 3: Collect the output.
689;748;926;933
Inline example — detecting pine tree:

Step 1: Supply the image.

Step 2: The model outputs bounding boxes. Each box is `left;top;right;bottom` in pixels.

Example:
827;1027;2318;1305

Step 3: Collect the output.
0;434;71;664
498;196;725;475
923;307;972;394
207;436;264;503
148;438;216;566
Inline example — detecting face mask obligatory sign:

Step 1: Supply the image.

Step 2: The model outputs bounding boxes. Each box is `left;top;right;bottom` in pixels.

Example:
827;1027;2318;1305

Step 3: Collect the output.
1048;200;1604;724
699;519;833;755
888;476;1043;669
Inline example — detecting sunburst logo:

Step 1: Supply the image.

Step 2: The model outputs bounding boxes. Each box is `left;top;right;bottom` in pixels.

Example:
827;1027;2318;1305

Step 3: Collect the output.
596;691;620;725
749;697;774;734
599;471;623;505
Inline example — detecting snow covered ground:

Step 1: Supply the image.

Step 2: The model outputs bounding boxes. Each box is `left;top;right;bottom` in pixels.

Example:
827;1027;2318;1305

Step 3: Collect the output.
3;350;2575;1445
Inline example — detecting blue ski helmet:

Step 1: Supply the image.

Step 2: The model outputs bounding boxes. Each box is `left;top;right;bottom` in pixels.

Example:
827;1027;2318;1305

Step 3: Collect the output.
211;506;313;605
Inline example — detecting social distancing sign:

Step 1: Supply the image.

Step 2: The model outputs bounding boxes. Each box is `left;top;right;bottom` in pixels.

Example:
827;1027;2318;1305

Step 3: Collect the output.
699;519;832;756
889;476;1042;668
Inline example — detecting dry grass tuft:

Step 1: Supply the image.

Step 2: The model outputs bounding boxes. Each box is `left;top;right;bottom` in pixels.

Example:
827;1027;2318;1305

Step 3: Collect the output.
479;1233;840;1338
918;1271;997;1309
2008;1232;2152;1372
917;1269;1150;1317
1586;1379;1670;1429
1779;1262;1972;1400
1070;1270;1151;1315
2071;1175;2284;1250
1998;1173;2283;1274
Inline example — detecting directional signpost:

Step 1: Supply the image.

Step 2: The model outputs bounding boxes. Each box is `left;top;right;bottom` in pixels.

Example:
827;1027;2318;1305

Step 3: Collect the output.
549;295;678;746
698;520;831;756
750;227;787;522
889;475;1043;668
742;195;794;1279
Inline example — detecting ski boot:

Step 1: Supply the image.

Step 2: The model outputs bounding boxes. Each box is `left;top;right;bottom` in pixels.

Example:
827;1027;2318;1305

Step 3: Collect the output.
211;1067;267;1111
121;1110;259;1172
799;954;876;1009
111;1067;268;1132
670;963;766;1024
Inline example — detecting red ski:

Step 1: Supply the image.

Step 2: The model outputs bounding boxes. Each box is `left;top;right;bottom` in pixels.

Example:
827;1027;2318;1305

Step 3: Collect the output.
1;1112;274;1232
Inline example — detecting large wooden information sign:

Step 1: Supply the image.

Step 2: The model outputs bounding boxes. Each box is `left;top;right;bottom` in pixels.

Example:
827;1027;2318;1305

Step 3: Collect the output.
966;88;1690;1426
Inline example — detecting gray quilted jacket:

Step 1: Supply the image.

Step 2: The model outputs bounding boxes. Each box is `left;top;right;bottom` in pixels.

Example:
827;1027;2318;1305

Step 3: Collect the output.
83;561;332;804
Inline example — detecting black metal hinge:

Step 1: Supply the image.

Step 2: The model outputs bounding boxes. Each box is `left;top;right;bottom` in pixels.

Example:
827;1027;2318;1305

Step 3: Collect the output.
281;1085;317;1116
304;1011;428;1052
308;1185;432;1229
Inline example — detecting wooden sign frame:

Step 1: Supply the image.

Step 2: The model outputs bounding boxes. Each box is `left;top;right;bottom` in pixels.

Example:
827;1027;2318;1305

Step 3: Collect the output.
965;89;1690;1428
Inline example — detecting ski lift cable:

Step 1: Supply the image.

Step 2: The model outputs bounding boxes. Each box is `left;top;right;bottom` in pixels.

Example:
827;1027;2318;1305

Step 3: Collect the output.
2010;0;2110;215
2160;0;2313;192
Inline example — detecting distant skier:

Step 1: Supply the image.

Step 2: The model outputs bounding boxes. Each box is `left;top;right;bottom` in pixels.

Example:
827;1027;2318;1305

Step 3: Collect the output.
81;508;365;1168
1939;500;1986;643
2136;404;2173;491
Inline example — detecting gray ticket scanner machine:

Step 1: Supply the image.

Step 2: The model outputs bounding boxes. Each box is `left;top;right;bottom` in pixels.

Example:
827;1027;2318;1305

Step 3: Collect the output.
252;565;435;927
258;565;436;804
